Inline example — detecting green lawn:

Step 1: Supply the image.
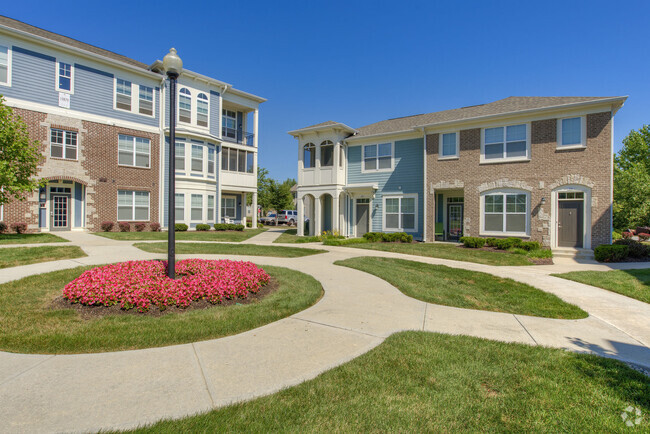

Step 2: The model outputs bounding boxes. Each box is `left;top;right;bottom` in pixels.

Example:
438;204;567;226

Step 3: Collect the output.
336;257;586;318
273;229;322;244
135;242;326;257
94;228;267;242
130;332;650;433
0;233;67;244
0;265;322;354
553;268;650;304
0;246;86;269
340;242;536;266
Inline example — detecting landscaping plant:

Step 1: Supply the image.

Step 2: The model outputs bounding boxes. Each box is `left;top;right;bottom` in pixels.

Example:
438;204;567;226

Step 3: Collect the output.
11;222;27;234
0;221;6;233
594;244;629;262
118;221;131;232
100;221;114;232
175;223;189;231
196;224;211;231
134;222;146;232
150;222;161;232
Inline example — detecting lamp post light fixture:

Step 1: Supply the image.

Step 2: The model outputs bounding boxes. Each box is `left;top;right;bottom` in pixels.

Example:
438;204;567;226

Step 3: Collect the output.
162;48;183;279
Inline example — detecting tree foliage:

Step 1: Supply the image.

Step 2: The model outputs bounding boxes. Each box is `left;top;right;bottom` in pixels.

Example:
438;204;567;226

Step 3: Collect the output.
256;166;295;215
0;97;43;205
613;125;650;229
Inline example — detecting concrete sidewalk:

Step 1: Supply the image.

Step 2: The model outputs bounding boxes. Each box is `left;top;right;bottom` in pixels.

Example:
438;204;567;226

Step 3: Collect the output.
0;236;649;433
240;227;288;244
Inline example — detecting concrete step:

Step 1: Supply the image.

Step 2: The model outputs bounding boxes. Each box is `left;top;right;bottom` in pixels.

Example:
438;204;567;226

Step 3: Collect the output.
552;248;595;260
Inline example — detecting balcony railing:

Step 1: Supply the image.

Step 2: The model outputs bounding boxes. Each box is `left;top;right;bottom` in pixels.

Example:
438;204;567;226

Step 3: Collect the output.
222;127;255;146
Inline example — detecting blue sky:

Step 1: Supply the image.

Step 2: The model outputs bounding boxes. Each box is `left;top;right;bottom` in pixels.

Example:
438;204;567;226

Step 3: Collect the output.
3;1;649;180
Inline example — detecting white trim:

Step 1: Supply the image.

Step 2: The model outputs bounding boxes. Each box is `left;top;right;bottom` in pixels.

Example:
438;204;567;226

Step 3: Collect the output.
550;184;592;249
557;116;586;149
55;59;74;94
117;134;151;169
438;131;459;159
49;128;78;161
361;141;394;173
480;123;531;164
136;83;155;118
196;92;210;129
479;188;530;237
382;193;418;233
0;42;12;87
116;190;150;222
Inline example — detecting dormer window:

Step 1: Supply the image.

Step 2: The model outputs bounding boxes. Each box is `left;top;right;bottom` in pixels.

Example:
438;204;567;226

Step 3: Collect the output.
320;140;333;167
179;88;192;123
303;143;315;168
197;93;209;127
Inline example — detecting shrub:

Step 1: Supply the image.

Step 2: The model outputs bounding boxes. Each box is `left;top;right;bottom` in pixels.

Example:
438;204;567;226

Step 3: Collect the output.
150;222;161;232
118;221;131;232
175;223;188;232
363;232;383;243
595;244;629;262
639;233;650;242
612;230;622;241
484;237;498;248
520;241;541;251
0;221;7;233
460;236;486;248
614;238;649;258
11;222;28;234
622;231;633;239
214;223;244;231
196;224;211;231
100;221;114;232
134;222;146;232
527;248;553;259
362;232;412;243
510;247;528;255
323;238;368;246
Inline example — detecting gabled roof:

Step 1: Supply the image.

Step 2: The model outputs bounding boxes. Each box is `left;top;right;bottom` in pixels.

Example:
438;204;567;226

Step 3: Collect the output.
0;15;149;70
351;96;626;139
288;121;356;136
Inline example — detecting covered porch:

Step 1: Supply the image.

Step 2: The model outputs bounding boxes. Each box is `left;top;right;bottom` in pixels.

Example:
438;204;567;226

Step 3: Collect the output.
220;189;258;228
431;188;465;242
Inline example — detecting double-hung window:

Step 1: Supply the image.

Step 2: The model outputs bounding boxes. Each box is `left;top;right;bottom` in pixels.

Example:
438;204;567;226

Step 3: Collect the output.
117;190;149;221
139;85;153;116
50;129;77;160
191;145;203;172
0;45;9;85
57;62;72;92
320;141;334;167
483;124;528;161
207;195;215;222
179;88;192;123
118;135;150;168
175;193;184;221
303;143;315;168
221;196;236;219
363;143;391;171
558;117;585;148
208;147;215;176
483;191;528;234
191;194;203;220
384;196;417;232
439;132;458;158
175;143;185;171
115;79;132;111
197;93;209;127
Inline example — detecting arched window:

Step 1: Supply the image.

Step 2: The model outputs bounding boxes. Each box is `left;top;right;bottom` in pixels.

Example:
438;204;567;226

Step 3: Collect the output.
303;143;315;168
179;88;191;123
197;93;209;127
320;140;333;167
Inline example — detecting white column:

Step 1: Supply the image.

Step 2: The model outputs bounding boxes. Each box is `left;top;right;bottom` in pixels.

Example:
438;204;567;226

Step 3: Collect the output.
241;193;247;226
251;192;258;228
297;196;304;236
332;192;340;233
253;109;259;148
314;195;322;236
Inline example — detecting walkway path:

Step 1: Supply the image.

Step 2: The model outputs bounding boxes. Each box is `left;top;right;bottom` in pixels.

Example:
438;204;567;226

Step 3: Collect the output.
240;226;288;244
0;233;649;433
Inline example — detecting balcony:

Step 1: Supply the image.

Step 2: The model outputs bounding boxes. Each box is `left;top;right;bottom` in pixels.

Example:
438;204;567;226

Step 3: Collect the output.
222;127;255;146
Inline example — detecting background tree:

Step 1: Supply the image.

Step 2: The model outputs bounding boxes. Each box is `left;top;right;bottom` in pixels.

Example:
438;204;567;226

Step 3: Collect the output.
0;97;43;205
267;179;294;224
613;124;650;229
254;167;274;213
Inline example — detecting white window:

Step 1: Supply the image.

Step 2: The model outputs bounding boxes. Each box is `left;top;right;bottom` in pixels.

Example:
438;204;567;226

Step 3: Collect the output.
320;140;334;167
50;129;77;160
0;45;11;85
191;194;203;220
118;135;150;168
179;88;191;123
56;61;73;93
482;191;528;235
139;85;153;116
117;190;149;221
482;124;529;162
197;93;209;127
175;193;184;221
208;146;215;176
221;196;236;219
363;143;392;171
207;195;215;222
439;132;458;158
175;143;185;171
303;143;315;168
383;195;417;232
222;109;237;138
222;147;254;173
558;116;586;148
115;78;132;111
191;145;203;172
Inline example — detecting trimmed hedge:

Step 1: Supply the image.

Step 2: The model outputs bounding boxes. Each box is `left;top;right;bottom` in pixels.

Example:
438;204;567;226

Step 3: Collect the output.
362;232;413;243
520;241;541;251
100;221;114;232
595;244;629;262
175;223;188;232
614;238;649;258
118;221;130;232
150;222;161;232
214;223;245;231
195;224;211;231
134;222;146;232
459;236;486;248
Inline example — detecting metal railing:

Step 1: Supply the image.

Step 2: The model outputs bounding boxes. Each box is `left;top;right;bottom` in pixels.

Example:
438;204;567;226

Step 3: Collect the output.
222;127;255;146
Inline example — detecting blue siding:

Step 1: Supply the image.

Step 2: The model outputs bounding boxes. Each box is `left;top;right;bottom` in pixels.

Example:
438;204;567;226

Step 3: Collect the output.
4;45;58;107
209;90;220;137
74;183;83;227
347;138;424;239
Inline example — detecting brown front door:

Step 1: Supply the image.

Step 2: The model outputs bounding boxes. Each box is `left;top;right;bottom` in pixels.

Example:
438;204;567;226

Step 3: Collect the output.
558;200;583;247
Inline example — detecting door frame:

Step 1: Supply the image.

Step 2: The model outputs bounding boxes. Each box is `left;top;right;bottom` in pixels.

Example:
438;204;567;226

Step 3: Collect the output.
447;202;464;241
50;193;71;231
551;185;591;249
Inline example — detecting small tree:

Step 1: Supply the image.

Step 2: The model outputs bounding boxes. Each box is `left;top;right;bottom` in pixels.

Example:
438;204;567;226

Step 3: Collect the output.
614;125;650;229
267;179;294;225
0;97;43;205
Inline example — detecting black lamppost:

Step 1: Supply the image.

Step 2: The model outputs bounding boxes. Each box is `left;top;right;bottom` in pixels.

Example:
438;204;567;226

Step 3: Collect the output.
162;48;183;279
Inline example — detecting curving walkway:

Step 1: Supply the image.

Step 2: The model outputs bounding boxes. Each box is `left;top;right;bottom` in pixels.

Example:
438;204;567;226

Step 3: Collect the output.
0;231;649;433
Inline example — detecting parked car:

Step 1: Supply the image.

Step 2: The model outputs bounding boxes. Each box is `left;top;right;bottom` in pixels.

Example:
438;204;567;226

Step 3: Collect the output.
260;213;277;225
277;210;298;226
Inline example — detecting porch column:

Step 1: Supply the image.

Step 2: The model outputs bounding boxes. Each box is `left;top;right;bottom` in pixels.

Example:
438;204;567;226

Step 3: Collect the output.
251;192;258;228
241;193;247;226
216;187;222;224
314;195;322;236
253;109;259;148
332;192;340;233
297;196;305;236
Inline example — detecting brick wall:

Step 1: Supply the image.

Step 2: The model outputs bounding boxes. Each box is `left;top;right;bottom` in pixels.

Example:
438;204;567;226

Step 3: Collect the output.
425;111;612;248
2;107;160;232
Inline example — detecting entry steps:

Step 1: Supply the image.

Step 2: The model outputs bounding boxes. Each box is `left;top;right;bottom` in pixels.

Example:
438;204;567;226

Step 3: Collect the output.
551;248;595;261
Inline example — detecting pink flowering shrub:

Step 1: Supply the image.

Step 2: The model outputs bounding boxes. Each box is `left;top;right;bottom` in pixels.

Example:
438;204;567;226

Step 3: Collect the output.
63;259;270;312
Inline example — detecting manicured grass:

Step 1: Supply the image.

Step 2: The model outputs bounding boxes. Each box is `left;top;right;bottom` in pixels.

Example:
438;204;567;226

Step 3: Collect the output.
0;265;322;354
273;229;322;244
553;268;650;304
0;246;86;269
341;242;536;266
336;257;586;318
94;228;267;242
0;233;67;245
135;242;326;257
131;332;650;433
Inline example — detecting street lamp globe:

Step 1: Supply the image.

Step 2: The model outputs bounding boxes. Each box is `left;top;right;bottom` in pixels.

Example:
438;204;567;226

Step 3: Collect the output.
162;48;183;78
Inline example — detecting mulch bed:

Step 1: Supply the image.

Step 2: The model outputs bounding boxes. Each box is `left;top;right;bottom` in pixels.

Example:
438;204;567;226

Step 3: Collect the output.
50;276;279;320
457;245;553;265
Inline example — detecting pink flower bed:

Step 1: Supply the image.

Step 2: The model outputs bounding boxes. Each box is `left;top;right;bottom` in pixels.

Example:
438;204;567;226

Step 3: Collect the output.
63;259;270;312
